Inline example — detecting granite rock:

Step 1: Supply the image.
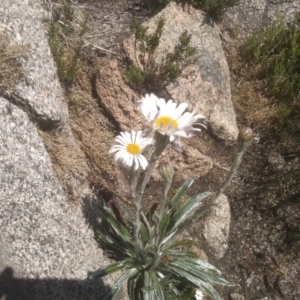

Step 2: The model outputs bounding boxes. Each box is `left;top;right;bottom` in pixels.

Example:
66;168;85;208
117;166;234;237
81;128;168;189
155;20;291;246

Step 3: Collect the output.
0;0;68;131
95;60;145;132
95;60;213;185
0;97;127;299
222;0;300;39
202;193;231;259
123;2;238;144
0;0;127;298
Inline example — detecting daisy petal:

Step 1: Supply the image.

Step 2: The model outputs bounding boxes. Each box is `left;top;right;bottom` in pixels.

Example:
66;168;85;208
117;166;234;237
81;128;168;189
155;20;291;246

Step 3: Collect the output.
138;93;206;148
108;130;151;170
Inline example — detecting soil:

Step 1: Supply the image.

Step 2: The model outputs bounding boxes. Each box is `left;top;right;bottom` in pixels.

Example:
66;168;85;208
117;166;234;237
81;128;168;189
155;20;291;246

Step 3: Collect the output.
47;0;300;299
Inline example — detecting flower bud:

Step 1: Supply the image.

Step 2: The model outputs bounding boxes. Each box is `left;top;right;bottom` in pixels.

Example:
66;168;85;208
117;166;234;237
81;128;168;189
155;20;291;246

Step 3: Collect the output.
158;160;174;183
237;127;254;152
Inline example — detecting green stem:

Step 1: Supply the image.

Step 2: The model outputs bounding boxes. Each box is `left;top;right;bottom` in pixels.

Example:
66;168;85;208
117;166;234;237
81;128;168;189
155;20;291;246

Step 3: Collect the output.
155;181;172;248
212;129;253;204
133;133;169;251
212;149;243;204
141;212;151;232
150;180;172;270
130;162;141;254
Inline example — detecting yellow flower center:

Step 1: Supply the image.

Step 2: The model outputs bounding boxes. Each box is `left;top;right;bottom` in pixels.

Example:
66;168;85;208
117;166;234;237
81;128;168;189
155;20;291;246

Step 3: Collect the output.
155;116;178;131
127;143;141;155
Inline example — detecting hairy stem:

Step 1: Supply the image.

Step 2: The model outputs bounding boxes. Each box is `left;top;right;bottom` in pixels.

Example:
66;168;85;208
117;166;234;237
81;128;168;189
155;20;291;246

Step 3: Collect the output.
155;181;172;245
134;133;169;250
212;128;253;204
212;149;244;204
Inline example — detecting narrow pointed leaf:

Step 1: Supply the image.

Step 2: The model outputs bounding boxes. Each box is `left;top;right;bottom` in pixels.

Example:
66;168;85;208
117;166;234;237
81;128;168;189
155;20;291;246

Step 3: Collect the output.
170;259;234;286
161;203;214;252
128;272;142;300
152;272;165;300
114;197;134;224
139;221;149;247
159;211;171;244
143;271;155;300
168;265;223;300
165;202;214;247
157;273;172;285
168;249;198;258
144;235;156;251
163;232;193;252
99;205;133;244
90;258;133;279
172;192;211;229
103;268;140;300
193;202;215;222
168;254;221;275
95;229;133;258
169;177;195;209
161;193;210;249
161;228;178;246
155;267;180;296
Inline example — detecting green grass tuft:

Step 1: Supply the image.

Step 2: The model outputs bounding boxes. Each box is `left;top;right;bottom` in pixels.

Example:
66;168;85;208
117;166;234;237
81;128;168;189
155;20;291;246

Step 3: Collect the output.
125;17;197;92
48;4;88;87
241;13;300;146
142;0;239;19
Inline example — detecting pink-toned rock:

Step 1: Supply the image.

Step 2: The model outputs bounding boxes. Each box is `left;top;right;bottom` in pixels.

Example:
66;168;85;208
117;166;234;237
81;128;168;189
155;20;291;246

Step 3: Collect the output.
168;65;237;144
123;2;238;144
111;140;213;200
95;60;145;132
202;193;231;259
95;59;213;182
159;142;213;182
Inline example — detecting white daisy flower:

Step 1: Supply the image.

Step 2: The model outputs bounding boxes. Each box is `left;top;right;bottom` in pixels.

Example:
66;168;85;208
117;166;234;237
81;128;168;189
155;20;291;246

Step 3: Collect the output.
139;94;205;147
108;130;153;170
195;289;204;300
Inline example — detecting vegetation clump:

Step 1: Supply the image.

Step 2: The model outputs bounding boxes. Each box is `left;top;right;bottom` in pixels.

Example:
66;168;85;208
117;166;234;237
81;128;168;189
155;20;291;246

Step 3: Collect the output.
230;14;300;255
189;0;239;19
48;4;88;87
142;0;239;19
89;97;252;299
126;17;197;91
241;13;300;144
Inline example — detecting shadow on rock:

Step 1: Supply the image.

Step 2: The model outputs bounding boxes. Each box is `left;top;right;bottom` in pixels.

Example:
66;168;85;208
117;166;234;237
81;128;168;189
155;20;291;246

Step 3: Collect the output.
0;267;110;300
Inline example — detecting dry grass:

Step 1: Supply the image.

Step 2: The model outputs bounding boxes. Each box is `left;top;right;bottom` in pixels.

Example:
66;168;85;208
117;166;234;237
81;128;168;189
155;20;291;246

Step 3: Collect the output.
226;38;300;156
39;129;90;199
39;85;118;200
0;33;29;96
232;81;278;129
223;34;300;257
68;87;117;194
225;44;280;133
42;3;119;199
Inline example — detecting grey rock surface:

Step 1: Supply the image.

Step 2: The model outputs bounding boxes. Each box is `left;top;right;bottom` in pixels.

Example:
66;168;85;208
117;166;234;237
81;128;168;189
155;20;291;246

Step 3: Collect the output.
0;97;127;299
1;0;92;208
0;1;234;298
123;2;238;144
202;194;231;259
0;1;128;298
222;0;300;39
0;0;68;131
